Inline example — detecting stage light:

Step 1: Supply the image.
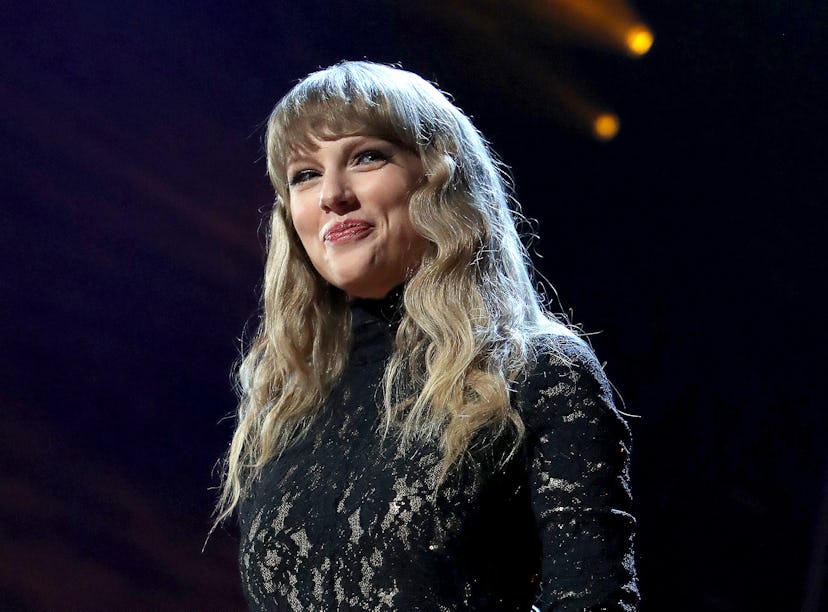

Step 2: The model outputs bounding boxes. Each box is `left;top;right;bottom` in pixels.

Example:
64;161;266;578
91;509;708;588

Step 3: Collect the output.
418;0;652;140
625;24;654;56
529;0;653;56
532;68;620;141
593;113;620;140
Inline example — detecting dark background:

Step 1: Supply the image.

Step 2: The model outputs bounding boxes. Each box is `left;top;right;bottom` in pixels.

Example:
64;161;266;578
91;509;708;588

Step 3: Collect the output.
1;1;825;610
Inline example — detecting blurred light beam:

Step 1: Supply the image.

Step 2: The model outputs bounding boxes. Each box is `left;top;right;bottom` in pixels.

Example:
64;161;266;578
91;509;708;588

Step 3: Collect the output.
532;0;655;57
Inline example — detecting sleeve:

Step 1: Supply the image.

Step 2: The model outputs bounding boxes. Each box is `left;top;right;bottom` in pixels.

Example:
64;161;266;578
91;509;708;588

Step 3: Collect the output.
521;340;639;611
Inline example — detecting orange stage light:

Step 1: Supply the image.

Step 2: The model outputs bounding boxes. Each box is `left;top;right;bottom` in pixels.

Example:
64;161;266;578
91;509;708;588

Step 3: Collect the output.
625;24;654;56
530;0;654;57
593;113;621;140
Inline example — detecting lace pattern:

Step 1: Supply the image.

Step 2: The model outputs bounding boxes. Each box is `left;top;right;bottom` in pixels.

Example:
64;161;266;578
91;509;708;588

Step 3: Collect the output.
238;302;638;610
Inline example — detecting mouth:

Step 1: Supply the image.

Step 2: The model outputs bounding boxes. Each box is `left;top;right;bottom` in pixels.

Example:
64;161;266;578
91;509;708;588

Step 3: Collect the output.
323;220;374;245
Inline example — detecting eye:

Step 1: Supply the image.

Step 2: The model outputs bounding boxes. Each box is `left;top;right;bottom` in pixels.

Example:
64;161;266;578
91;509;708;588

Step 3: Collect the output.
289;169;320;186
353;149;390;165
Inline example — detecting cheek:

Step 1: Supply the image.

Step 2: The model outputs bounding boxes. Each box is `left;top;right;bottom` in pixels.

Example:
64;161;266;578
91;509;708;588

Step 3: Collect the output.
394;210;418;242
390;190;420;238
386;205;426;265
288;201;318;249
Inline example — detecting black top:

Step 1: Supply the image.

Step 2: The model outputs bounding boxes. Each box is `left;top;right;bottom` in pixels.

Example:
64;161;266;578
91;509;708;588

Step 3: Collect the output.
239;294;639;610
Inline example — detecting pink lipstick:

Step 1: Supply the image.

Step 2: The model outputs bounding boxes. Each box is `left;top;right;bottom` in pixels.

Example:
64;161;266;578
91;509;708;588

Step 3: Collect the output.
323;220;373;244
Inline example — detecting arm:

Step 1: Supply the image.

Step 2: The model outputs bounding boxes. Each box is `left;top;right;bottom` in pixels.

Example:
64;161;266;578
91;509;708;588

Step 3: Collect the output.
521;340;639;611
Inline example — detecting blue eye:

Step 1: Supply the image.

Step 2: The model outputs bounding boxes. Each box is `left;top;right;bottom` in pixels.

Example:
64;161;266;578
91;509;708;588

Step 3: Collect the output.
289;169;319;186
354;149;389;165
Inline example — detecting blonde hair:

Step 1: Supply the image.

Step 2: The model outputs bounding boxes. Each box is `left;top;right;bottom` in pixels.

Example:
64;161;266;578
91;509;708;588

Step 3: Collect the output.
214;61;577;525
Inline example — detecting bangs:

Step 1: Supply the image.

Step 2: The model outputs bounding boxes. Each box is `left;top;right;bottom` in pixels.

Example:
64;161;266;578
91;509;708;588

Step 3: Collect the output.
277;97;408;160
266;65;426;192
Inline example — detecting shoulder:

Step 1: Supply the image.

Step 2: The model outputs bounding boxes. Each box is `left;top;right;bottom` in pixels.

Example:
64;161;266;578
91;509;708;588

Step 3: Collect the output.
516;331;630;442
519;330;611;406
525;331;611;394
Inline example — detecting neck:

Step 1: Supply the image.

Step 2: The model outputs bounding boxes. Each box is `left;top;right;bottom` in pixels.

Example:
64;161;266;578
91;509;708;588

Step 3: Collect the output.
349;284;405;328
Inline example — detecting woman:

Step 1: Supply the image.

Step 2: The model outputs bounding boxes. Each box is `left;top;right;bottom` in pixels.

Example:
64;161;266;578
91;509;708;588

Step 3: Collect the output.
216;61;639;610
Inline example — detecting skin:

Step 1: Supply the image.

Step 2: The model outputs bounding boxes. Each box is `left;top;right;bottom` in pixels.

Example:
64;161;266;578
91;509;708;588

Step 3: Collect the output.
286;134;428;299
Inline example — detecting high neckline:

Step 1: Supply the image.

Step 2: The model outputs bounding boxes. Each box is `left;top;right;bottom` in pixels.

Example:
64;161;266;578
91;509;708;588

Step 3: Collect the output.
349;285;405;331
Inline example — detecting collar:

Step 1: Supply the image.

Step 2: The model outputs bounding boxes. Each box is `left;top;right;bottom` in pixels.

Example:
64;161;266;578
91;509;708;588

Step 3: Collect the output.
349;284;405;331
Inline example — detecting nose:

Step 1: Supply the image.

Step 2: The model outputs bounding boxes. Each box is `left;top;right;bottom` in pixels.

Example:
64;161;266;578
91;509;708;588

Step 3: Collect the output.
319;170;357;214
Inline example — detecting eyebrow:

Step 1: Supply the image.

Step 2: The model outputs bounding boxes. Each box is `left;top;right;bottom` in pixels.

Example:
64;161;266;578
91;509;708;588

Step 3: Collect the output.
285;153;314;168
285;135;394;168
284;144;322;167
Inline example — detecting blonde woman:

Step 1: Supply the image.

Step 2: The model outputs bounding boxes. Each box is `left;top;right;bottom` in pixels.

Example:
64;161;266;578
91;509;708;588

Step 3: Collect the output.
216;61;639;610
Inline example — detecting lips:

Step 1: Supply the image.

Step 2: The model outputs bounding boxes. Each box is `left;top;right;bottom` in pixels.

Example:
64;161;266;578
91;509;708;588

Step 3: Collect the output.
323;220;374;244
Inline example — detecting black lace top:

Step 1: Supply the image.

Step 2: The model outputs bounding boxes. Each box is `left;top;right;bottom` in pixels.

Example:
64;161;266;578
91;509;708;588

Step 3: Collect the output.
238;295;639;610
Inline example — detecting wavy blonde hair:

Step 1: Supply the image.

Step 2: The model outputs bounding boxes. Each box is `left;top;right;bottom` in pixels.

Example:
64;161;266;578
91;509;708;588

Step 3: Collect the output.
214;61;577;525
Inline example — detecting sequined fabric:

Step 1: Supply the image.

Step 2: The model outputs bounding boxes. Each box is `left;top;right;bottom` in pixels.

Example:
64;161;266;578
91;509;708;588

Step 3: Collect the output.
238;296;639;610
